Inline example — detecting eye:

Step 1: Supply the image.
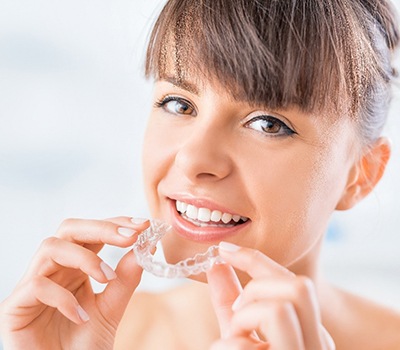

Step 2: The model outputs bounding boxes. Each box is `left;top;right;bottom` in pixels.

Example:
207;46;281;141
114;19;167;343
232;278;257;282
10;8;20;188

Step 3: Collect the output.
245;116;294;136
154;96;196;116
244;115;296;137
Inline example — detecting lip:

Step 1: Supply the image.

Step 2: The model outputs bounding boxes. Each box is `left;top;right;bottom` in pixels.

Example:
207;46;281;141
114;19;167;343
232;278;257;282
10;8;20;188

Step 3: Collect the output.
167;197;250;243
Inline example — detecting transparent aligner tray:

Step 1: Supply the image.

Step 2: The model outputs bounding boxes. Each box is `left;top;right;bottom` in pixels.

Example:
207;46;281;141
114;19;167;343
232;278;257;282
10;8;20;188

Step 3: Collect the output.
132;219;224;278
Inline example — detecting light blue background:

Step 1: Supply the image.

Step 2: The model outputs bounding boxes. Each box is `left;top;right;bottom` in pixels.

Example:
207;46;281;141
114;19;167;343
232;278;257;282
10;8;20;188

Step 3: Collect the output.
1;2;400;347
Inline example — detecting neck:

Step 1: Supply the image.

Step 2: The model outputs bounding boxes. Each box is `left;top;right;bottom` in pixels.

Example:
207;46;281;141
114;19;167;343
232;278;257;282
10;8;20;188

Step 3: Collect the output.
287;233;325;286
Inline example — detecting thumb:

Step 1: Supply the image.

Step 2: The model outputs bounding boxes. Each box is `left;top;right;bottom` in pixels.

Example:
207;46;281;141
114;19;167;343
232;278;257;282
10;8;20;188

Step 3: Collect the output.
206;263;242;338
97;250;143;326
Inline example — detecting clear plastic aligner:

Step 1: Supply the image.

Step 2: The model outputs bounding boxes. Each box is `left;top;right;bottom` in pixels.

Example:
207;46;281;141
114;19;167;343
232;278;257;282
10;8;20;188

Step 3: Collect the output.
132;219;224;278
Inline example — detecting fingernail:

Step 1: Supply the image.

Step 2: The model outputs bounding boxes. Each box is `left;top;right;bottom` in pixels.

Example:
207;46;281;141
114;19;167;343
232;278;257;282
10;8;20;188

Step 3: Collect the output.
232;294;242;311
100;261;117;280
321;326;336;349
117;227;136;237
131;217;148;225
77;305;90;322
219;241;240;252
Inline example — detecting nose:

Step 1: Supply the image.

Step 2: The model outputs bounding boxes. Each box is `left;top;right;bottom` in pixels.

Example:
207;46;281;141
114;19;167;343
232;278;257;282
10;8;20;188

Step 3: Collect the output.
174;124;233;183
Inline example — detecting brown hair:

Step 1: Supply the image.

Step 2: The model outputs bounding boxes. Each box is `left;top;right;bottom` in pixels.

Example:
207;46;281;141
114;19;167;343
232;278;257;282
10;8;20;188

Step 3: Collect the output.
145;0;400;146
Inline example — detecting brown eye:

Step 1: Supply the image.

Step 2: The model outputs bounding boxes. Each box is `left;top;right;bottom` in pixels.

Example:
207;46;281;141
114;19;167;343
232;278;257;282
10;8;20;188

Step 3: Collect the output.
157;96;196;116
245;115;295;137
259;119;281;133
167;100;194;114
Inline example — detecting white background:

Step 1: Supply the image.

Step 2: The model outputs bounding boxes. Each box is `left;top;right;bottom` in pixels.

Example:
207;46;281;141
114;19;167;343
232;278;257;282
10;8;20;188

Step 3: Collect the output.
1;1;400;346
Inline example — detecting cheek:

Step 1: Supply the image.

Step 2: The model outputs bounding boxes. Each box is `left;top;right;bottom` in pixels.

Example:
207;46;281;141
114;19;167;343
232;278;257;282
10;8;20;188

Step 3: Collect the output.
141;117;180;212
245;144;351;265
142;121;164;213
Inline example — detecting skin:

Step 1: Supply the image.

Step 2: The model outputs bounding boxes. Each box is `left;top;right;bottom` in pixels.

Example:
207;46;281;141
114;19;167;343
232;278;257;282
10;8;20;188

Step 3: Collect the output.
0;217;150;349
142;79;358;275
118;77;400;349
1;76;399;349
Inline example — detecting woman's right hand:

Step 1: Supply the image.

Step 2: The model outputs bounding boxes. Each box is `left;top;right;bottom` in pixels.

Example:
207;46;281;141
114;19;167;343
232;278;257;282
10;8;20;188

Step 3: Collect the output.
0;216;149;350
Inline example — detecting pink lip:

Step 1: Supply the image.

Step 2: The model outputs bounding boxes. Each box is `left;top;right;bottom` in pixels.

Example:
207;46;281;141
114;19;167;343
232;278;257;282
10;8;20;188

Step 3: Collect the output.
167;199;250;243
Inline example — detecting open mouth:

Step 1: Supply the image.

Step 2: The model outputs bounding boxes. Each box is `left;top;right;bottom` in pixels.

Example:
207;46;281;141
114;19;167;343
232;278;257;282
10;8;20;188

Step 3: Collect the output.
175;200;249;228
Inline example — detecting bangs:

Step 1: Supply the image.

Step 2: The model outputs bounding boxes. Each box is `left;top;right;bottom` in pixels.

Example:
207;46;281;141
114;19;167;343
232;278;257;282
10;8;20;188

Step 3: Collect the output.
145;0;389;115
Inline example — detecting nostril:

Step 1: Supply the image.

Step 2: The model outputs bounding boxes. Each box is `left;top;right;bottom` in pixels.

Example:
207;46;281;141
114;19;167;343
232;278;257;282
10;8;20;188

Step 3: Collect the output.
174;149;232;182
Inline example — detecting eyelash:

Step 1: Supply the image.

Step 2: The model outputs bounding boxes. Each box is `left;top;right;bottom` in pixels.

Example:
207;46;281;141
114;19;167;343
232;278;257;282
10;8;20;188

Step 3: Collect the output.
154;95;296;138
244;115;297;138
154;96;196;115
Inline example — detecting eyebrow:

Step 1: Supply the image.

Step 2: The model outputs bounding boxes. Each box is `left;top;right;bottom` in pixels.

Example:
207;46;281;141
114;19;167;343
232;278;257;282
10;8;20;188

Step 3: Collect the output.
161;75;200;95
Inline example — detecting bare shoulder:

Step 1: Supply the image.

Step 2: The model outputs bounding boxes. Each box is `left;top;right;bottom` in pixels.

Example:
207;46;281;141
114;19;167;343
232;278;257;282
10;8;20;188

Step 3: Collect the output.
323;285;400;350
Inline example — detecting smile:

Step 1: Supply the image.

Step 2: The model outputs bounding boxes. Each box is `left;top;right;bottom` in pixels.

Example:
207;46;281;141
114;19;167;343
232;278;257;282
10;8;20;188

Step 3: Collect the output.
175;200;249;227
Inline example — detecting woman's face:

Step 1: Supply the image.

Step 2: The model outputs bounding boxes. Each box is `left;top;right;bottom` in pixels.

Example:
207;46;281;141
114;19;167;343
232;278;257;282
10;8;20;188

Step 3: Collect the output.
142;76;358;275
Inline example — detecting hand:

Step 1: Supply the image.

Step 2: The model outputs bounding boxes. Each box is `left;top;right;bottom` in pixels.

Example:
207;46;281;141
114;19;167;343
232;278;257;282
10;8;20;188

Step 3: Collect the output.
0;216;149;350
207;242;335;350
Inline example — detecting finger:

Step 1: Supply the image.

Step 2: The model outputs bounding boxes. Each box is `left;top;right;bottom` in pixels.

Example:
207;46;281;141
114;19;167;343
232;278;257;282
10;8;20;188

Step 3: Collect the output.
7;276;88;327
206;263;243;338
97;250;143;327
55;217;149;252
230;301;305;350
218;242;294;279
321;325;336;350
105;216;150;229
84;217;150;254
210;337;268;350
25;237;117;284
234;276;323;348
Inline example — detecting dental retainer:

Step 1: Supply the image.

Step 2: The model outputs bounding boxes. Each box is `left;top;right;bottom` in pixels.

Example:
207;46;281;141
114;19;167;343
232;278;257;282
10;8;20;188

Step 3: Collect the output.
132;220;224;278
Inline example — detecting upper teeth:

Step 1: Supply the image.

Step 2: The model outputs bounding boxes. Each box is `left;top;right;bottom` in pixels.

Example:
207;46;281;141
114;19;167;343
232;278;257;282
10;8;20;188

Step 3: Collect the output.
175;200;248;224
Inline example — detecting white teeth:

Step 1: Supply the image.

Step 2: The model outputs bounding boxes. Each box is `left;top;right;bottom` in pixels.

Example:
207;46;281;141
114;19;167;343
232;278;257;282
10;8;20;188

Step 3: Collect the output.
198;208;211;222
181;201;188;213
221;213;233;224
210;210;222;222
176;200;188;213
186;204;198;220
232;215;241;223
175;200;248;225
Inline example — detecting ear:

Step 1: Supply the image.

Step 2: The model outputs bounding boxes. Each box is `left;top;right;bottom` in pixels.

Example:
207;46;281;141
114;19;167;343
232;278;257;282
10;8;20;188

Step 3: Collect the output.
336;137;391;211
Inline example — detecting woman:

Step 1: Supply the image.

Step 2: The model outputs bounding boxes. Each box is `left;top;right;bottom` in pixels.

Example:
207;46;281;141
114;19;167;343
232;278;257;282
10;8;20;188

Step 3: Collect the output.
1;0;400;349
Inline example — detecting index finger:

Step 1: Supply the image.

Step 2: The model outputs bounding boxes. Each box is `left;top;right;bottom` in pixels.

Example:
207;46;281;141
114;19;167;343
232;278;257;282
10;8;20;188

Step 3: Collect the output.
217;242;294;279
54;217;150;255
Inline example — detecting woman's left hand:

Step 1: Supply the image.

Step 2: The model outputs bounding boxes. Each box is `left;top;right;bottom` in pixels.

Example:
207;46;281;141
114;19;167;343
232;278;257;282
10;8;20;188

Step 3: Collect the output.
206;242;335;350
